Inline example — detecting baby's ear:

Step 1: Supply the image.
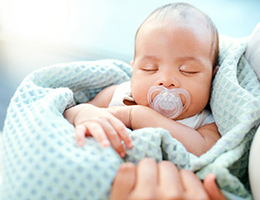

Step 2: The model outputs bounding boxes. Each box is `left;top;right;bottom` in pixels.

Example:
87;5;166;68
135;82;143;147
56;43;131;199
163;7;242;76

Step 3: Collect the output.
213;66;219;77
130;60;134;67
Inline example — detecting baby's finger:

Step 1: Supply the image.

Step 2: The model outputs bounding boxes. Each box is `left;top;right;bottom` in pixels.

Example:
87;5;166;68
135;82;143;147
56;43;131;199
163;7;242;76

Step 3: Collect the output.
75;125;87;147
86;122;111;147
108;117;132;149
101;120;126;158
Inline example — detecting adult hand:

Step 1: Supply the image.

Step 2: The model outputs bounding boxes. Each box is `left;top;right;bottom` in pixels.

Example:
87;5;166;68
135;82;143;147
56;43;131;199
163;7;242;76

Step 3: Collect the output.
110;158;226;200
203;173;226;200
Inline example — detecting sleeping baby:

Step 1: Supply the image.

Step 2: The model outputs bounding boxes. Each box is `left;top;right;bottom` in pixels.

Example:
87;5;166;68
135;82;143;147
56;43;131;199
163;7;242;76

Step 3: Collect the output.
64;2;221;157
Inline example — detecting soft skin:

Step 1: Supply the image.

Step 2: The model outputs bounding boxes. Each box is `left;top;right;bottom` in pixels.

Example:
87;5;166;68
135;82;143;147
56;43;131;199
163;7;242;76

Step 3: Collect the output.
110;158;226;200
64;22;220;157
64;3;222;199
131;22;213;120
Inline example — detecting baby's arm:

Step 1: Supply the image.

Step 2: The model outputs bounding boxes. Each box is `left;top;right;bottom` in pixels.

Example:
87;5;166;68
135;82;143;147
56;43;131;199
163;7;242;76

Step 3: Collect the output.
64;85;132;157
108;105;220;157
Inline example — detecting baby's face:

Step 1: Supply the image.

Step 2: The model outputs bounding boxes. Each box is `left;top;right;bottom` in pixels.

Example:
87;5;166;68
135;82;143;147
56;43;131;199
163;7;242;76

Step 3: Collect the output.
131;22;213;120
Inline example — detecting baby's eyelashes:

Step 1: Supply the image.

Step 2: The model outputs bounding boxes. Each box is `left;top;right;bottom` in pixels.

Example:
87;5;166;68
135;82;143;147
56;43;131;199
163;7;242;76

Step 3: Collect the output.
180;70;198;75
142;68;158;72
179;65;199;75
141;65;158;72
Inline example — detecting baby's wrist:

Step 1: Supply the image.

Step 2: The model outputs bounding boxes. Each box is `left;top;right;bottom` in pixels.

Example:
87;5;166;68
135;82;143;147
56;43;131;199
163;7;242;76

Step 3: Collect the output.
106;106;132;127
65;103;94;125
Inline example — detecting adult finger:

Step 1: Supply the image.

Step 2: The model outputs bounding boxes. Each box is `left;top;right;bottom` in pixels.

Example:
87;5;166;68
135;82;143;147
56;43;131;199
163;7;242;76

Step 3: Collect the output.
110;162;136;200
108;116;133;149
129;158;158;199
180;169;209;200
157;161;184;199
203;174;226;200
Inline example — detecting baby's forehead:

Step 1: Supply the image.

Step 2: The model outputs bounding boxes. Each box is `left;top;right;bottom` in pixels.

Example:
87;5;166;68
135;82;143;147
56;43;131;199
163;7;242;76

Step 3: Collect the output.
145;10;209;32
135;4;218;66
149;4;208;24
139;17;211;40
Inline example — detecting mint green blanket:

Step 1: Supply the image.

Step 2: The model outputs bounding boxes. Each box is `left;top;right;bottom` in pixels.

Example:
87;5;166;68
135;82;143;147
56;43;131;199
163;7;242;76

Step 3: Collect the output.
1;37;260;200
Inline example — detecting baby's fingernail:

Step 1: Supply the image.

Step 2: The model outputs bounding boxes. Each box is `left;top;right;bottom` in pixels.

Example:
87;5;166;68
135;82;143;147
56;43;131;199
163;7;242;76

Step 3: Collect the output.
120;152;125;158
101;139;110;147
128;141;133;148
77;139;84;147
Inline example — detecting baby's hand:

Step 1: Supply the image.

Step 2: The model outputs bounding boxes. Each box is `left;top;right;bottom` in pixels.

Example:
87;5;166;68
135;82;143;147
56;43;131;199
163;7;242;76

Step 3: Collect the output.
64;104;133;157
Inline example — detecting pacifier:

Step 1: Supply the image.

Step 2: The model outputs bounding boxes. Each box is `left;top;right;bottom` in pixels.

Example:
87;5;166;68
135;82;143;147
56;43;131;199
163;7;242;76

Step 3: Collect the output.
147;85;191;119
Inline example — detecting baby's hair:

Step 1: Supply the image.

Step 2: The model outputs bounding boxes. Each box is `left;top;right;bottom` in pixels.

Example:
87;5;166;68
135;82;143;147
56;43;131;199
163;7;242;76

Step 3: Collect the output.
135;2;219;68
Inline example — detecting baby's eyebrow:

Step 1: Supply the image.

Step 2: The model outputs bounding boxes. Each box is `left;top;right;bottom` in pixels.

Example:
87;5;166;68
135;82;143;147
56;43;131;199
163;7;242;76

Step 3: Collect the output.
179;56;201;62
179;56;206;67
141;55;161;61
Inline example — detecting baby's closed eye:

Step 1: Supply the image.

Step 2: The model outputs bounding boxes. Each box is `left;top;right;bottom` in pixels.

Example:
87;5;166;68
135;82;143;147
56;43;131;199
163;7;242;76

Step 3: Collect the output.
141;64;158;72
179;65;199;74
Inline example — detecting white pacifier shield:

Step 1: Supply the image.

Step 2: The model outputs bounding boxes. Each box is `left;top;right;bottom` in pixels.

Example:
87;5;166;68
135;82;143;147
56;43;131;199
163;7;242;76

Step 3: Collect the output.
147;86;191;119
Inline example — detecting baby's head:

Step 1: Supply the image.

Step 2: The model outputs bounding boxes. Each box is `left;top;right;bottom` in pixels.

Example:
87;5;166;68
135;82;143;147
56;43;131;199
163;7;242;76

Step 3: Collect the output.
134;3;219;68
130;3;219;119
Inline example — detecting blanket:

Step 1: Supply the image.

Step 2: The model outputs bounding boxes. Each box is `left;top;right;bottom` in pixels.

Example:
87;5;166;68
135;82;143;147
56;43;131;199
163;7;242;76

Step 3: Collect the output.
1;37;260;200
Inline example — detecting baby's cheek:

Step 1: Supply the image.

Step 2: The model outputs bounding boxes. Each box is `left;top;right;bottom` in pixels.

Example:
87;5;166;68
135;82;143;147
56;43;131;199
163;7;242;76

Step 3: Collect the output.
133;90;149;107
191;94;209;112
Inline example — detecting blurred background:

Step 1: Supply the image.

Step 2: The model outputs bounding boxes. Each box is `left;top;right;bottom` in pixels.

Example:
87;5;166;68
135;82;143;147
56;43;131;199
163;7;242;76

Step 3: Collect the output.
0;0;260;130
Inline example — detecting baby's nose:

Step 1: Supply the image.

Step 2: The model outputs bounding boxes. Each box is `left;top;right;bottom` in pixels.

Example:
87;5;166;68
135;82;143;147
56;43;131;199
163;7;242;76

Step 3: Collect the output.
158;75;180;88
